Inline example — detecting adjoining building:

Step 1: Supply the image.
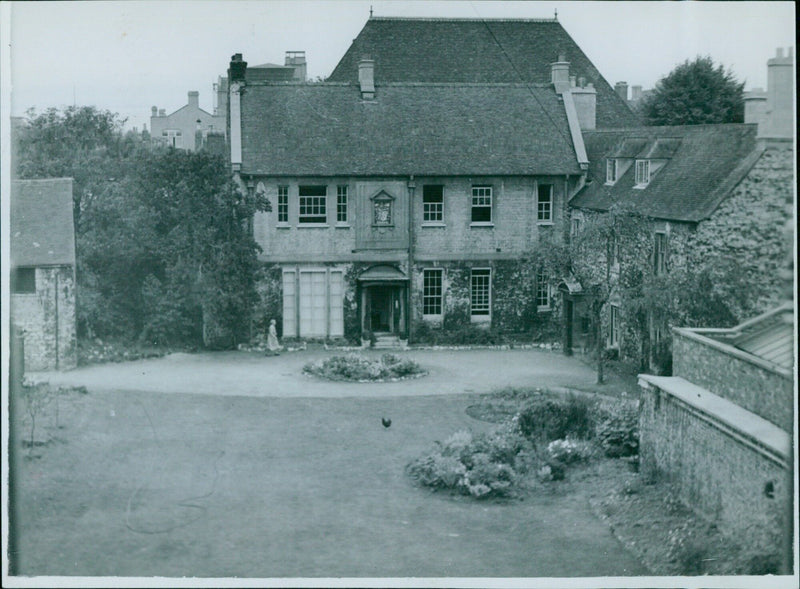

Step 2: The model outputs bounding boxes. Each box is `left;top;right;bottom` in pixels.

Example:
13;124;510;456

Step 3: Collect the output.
10;178;78;371
150;90;226;151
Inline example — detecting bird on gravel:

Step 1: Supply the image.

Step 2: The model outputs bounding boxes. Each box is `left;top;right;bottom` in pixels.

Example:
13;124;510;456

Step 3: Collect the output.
381;417;392;428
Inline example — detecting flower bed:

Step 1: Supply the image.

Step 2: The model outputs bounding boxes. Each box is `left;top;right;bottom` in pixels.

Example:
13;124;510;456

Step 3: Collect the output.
302;353;426;382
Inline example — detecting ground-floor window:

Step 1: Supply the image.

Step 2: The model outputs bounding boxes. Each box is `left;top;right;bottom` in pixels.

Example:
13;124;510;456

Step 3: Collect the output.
536;272;551;310
470;268;491;320
282;267;344;337
422;268;443;318
11;267;36;294
609;304;620;348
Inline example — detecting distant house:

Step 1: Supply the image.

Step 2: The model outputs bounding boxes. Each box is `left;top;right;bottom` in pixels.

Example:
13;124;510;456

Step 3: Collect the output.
150;90;226;151
565;48;794;369
10;178;78;371
639;303;793;572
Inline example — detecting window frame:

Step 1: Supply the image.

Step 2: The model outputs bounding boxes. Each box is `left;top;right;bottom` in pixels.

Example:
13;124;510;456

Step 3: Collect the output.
422;268;444;318
470;268;491;321
653;231;668;276
277;185;289;225
606;158;618;184
635;159;651;187
298;185;328;225
336;185;348;225
536;272;551;311
11;267;36;294
470;185;493;225
537;184;553;223
422;185;444;225
609;304;620;348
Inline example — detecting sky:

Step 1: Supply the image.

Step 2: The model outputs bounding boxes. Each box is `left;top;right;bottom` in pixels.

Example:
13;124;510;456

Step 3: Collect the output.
3;1;797;131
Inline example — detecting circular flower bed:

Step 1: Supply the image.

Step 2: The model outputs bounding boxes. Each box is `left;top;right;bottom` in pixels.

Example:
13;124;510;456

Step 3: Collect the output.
302;353;427;382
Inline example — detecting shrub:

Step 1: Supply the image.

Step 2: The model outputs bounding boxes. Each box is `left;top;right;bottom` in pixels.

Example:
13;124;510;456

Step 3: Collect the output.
303;353;425;381
593;400;640;457
517;394;594;443
546;438;595;464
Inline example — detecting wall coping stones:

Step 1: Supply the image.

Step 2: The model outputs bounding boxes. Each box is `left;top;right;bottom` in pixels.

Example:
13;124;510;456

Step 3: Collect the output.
639;375;791;467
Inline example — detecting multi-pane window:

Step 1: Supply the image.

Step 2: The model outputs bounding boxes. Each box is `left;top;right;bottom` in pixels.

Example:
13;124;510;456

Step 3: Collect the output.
570;216;582;237
653;232;668;275
423;185;444;223
609;305;620;348
536;272;550;310
470;269;491;317
635;159;650;186
336;185;348;223
277;185;289;224
609;233;620;267
298;185;327;223
11;267;36;294
606;159;618;184
471;186;492;223
162;129;182;148
537;184;553;222
423;268;443;316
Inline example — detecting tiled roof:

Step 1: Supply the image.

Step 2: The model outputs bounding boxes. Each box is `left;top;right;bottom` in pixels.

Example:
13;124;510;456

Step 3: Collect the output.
240;82;582;176
327;17;639;128
10;178;76;267
729;303;795;370
570;124;760;222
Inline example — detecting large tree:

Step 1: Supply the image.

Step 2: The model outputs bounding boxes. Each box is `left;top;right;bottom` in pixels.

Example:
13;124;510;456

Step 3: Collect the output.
642;56;744;126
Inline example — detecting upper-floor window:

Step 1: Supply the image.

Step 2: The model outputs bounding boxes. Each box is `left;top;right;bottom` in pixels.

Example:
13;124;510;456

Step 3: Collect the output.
536;272;551;310
11;267;36;294
537;184;553;222
277;185;289;224
423;185;444;223
336;185;348;224
162;129;182;148
606;159;618;184
653;232;668;276
470;268;491;318
423;268;443;317
609;233;620;268
635;160;650;187
609;304;620;348
298;185;327;224
471;185;492;224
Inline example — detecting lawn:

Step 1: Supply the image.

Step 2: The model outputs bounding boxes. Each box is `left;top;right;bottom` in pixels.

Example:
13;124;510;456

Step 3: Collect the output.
10;385;646;578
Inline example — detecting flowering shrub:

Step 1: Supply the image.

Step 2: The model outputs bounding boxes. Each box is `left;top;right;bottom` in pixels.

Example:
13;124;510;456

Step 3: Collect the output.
303;353;425;381
406;427;534;499
592;400;640;457
546;438;595;464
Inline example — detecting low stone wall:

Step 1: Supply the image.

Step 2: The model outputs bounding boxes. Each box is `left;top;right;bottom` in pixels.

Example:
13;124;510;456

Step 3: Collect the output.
672;329;793;430
639;376;791;559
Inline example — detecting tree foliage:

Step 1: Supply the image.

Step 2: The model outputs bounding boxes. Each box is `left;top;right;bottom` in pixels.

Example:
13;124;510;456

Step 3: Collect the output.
14;106;270;348
642;56;744;126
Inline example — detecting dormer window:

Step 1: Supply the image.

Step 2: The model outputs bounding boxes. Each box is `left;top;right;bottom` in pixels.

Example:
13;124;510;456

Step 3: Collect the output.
606;159;618;184
635;160;651;187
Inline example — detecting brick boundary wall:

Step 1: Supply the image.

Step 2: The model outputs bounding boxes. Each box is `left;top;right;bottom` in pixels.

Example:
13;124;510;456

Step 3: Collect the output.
639;378;792;561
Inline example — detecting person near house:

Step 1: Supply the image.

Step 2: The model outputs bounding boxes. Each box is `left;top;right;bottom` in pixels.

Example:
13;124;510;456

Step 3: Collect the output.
266;319;282;355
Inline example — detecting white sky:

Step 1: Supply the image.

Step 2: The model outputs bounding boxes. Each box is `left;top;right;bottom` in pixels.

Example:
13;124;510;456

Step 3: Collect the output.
5;0;797;130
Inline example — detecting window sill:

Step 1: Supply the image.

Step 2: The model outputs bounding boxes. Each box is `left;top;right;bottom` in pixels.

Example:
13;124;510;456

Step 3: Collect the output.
297;223;330;228
335;223;351;229
421;222;446;228
634;184;649;190
276;223;291;229
471;314;491;323
604;181;617;186
537;221;554;226
470;222;494;228
422;315;443;323
537;306;552;313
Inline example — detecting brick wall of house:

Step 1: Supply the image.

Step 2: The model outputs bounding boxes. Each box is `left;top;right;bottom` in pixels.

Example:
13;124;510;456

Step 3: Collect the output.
639;384;791;558
11;266;77;372
672;331;793;430
686;146;795;314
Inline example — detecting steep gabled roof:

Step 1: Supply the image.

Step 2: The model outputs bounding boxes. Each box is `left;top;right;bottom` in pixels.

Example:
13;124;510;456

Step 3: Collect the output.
327;17;638;128
240;82;582;176
570;124;761;222
10;178;76;267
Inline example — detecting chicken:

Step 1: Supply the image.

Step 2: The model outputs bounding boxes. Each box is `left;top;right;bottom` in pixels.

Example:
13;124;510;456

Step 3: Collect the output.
381;417;392;428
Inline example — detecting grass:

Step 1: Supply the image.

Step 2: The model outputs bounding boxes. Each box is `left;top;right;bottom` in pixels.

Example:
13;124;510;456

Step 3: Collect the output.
11;387;647;577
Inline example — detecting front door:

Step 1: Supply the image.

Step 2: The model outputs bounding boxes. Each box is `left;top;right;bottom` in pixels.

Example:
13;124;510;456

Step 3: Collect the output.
369;286;393;333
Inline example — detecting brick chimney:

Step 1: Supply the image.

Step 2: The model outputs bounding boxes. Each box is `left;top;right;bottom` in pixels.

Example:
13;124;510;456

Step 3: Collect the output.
744;87;767;125
759;47;793;140
188;91;199;109
572;82;597;130
229;53;248;83
630;85;643;102
358;57;375;100
151;106;158;117
614;81;628;102
550;55;571;93
285;51;307;81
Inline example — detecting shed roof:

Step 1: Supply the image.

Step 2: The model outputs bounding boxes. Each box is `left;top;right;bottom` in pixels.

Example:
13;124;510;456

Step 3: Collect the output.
570;124;761;222
240;82;582;176
10;178;76;267
328;17;639;128
728;303;795;370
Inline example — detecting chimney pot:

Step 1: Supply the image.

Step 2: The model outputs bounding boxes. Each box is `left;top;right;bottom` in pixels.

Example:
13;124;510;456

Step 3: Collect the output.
578;76;586;88
158;109;165;117
229;53;248;83
570;75;576;88
151;106;158;116
776;47;784;58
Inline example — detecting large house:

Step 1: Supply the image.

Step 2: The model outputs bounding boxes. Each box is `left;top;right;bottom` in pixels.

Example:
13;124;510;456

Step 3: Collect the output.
10;178;78;371
226;17;640;343
566;48;794;369
150;90;226;151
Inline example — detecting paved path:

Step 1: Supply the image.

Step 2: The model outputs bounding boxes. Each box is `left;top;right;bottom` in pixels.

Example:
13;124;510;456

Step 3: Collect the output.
29;348;603;398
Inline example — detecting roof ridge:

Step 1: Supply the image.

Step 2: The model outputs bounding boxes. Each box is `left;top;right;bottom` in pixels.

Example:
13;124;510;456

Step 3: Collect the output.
368;16;559;23
250;81;555;89
12;177;74;183
585;123;757;134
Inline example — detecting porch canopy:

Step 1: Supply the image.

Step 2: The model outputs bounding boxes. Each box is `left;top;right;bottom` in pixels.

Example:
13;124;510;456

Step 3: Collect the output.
358;265;408;282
